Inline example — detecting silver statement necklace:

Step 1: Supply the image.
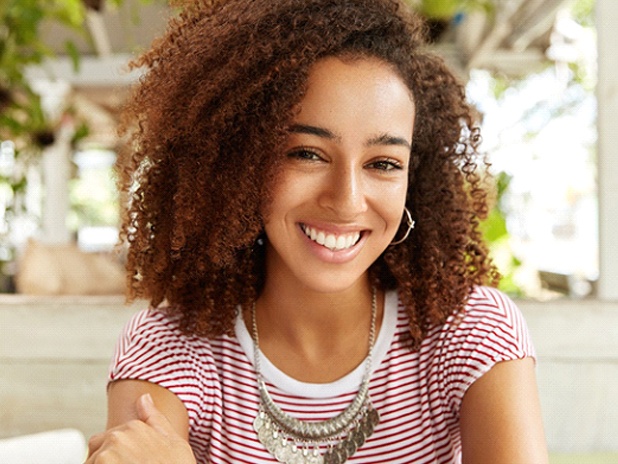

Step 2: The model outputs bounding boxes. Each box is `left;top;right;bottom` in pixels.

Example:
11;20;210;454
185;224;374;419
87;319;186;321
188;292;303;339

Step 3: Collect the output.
251;288;380;464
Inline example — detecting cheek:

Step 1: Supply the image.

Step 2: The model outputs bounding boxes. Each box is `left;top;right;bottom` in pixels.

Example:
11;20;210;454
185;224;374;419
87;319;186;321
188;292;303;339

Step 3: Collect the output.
259;165;295;221
386;207;405;231
260;175;295;226
384;182;409;230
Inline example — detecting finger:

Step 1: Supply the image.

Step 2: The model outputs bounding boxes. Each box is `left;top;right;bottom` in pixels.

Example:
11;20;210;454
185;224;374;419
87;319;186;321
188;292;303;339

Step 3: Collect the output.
87;432;105;457
136;393;175;437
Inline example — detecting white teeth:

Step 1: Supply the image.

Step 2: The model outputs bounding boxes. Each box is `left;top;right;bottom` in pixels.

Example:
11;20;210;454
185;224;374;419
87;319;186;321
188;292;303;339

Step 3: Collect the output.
301;225;361;251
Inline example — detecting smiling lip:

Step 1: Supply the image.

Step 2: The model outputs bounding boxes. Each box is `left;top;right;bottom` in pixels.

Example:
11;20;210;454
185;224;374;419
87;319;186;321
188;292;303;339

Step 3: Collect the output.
300;223;363;251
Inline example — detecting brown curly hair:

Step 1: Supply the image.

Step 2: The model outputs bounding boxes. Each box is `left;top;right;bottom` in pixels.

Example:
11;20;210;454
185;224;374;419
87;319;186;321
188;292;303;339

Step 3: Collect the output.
117;0;499;347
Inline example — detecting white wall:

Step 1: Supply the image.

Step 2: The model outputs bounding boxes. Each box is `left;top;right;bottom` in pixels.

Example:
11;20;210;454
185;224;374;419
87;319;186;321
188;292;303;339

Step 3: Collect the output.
519;298;618;452
0;296;136;439
596;0;618;299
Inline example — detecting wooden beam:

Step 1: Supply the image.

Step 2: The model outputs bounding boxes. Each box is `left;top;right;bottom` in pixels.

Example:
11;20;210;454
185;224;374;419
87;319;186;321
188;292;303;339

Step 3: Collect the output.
25;54;142;88
85;10;113;57
507;0;568;52
466;0;528;70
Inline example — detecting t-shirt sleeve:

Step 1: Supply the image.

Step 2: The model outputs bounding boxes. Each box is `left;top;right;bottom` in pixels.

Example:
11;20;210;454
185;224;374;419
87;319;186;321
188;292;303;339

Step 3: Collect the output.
108;309;215;424
110;309;182;384
440;286;536;414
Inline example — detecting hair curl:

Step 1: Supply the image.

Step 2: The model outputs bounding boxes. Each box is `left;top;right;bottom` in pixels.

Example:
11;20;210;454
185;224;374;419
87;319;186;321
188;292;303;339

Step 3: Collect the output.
117;0;499;347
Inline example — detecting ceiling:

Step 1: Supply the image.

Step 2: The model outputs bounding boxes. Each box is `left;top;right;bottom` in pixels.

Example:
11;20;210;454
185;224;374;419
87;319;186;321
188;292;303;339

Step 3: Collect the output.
41;0;171;59
435;0;575;76
31;0;576;147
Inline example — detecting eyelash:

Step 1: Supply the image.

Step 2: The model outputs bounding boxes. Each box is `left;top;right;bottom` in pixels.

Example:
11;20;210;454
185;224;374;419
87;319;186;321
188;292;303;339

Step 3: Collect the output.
287;148;322;161
368;158;403;171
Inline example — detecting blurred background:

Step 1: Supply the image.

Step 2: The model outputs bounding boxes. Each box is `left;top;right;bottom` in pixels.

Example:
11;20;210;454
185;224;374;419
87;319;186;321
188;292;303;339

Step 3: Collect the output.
0;0;616;463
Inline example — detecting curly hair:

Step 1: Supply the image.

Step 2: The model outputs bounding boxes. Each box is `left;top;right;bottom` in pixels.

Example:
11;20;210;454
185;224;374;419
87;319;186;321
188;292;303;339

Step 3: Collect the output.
117;0;499;347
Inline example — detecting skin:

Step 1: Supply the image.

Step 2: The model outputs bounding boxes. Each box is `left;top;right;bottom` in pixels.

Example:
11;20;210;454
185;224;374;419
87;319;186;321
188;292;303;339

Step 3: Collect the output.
86;383;193;463
86;56;548;463
460;358;549;463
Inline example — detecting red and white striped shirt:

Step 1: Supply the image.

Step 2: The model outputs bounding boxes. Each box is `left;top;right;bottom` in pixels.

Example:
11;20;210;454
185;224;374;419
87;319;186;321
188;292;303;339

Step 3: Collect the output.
110;286;535;463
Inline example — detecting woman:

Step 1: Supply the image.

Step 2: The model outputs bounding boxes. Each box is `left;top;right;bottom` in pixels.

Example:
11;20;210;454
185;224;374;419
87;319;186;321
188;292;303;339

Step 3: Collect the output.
86;0;548;462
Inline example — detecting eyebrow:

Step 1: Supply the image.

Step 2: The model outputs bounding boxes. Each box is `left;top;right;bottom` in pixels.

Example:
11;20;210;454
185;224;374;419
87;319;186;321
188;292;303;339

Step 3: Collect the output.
288;124;340;141
367;133;411;149
288;124;411;149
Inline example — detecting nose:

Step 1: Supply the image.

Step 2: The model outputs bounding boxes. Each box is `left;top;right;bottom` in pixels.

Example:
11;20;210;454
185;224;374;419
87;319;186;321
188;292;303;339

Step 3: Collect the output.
318;163;368;218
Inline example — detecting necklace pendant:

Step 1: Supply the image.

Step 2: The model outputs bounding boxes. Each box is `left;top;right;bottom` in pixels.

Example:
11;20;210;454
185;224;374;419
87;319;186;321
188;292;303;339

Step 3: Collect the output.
273;439;295;463
255;413;324;464
323;447;346;464
342;435;357;457
302;446;323;464
254;411;266;432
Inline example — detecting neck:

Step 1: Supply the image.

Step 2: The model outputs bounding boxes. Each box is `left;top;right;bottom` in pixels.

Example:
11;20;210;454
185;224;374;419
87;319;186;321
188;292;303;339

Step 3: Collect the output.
261;274;372;335
251;276;381;383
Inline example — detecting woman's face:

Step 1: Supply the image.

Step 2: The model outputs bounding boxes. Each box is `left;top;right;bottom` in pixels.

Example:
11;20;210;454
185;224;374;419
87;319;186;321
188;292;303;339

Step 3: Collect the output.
263;56;415;293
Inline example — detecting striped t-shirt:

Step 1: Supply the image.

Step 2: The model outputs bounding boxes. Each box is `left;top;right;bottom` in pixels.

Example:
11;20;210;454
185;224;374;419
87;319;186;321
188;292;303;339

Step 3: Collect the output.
109;286;535;463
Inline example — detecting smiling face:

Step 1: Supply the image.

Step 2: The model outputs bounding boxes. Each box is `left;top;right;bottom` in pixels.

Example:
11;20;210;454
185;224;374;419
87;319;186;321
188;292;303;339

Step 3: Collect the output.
262;56;416;294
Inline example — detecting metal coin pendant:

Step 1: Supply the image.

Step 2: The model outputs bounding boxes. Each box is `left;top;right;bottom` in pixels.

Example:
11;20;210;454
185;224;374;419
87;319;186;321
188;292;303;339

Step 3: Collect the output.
255;415;325;464
343;436;357;457
254;405;380;463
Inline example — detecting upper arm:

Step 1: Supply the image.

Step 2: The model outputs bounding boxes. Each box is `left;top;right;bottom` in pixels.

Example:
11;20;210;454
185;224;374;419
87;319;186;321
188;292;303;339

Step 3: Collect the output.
107;379;190;441
459;357;548;464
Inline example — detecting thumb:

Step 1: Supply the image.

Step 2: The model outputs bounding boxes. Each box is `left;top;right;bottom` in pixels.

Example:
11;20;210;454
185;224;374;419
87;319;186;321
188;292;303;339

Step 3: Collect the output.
136;393;175;436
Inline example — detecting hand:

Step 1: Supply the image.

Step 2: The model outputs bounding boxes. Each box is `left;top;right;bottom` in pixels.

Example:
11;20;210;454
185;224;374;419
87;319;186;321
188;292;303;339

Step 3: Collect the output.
86;393;196;463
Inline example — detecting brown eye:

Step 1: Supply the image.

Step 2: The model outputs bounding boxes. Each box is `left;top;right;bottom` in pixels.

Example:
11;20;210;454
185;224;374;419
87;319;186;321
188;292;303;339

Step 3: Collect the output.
367;159;403;171
288;149;322;161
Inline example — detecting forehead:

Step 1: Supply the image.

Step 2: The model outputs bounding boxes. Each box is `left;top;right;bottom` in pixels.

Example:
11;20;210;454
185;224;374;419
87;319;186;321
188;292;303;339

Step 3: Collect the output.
291;56;415;140
304;55;413;100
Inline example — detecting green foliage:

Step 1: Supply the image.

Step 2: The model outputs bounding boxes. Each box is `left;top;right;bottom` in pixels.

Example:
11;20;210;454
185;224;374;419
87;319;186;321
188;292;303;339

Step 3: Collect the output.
571;0;595;28
0;0;85;83
0;1;92;287
480;171;524;296
409;0;493;20
0;0;88;147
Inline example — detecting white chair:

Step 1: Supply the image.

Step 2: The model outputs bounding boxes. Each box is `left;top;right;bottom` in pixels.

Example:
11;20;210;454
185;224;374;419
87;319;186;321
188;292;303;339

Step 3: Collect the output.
0;428;87;464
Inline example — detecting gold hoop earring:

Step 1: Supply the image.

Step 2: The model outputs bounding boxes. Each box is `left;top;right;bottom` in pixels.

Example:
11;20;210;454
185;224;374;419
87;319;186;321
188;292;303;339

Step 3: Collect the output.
389;207;415;246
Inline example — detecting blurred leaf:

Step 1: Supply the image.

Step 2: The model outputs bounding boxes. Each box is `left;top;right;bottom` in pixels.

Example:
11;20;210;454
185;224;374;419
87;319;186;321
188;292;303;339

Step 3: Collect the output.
481;208;508;243
412;0;494;19
71;121;90;146
65;40;81;72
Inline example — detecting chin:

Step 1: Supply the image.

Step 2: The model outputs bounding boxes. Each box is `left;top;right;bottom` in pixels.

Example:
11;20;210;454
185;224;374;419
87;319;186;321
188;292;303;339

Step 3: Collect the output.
292;269;371;295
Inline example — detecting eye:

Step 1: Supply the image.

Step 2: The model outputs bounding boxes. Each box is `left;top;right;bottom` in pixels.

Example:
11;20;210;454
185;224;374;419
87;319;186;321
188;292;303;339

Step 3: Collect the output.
366;158;404;171
287;148;323;162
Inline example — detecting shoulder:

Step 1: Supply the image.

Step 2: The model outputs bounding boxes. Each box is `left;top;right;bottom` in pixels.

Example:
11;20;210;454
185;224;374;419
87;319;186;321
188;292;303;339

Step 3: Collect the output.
425;286;536;408
465;285;522;318
457;286;533;352
118;307;185;343
113;308;193;359
110;307;223;383
419;286;534;359
451;286;531;348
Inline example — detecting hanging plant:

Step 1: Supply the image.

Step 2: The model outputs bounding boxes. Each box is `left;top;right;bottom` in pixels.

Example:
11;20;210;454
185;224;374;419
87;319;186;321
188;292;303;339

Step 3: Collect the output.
0;0;157;291
416;0;492;20
405;0;493;42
